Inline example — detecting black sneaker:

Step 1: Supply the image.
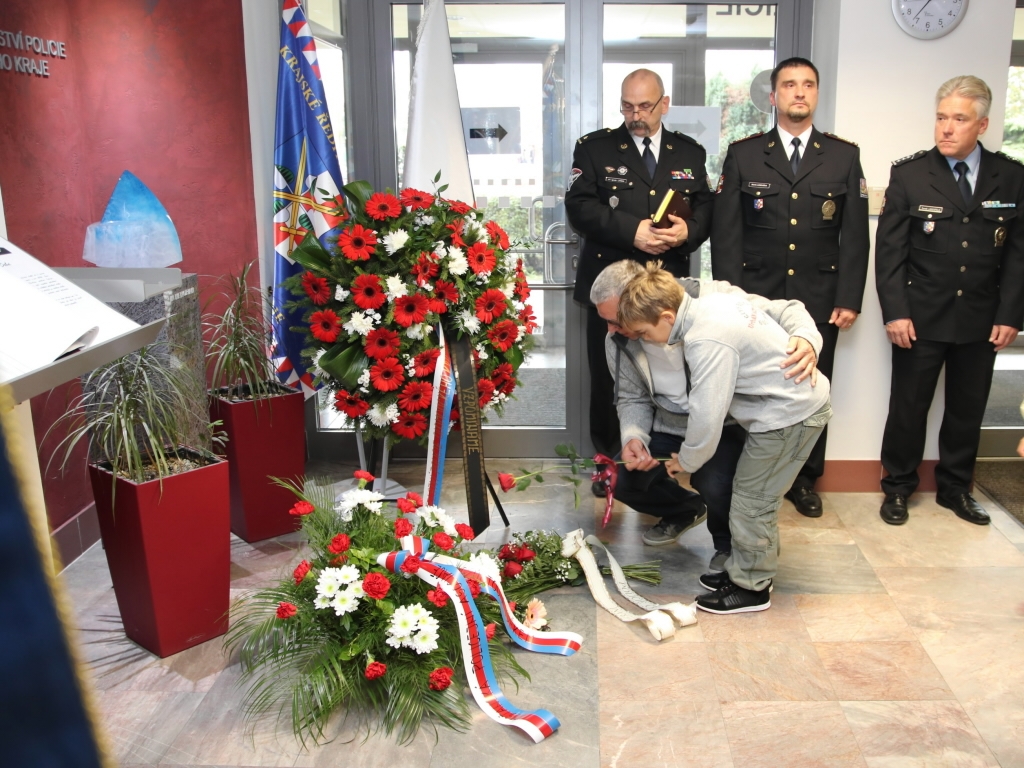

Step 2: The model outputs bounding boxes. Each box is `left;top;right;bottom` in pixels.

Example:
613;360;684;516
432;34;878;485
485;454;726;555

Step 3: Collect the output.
695;580;771;614
698;570;772;592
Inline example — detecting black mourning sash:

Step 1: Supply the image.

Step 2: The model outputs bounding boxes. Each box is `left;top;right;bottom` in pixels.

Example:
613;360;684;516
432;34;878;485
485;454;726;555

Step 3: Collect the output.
448;334;491;533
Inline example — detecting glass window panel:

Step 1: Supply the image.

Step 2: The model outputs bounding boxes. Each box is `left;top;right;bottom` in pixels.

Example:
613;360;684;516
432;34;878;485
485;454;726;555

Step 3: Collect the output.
316;43;351;180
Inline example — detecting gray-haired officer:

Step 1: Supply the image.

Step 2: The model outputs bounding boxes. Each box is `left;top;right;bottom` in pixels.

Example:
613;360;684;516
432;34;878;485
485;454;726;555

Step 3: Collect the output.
875;75;1024;526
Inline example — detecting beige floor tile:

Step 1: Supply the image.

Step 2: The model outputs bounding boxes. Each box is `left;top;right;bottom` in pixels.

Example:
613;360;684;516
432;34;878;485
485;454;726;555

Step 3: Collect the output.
707;642;836;701
815;641;954;701
779;497;857;546
721;701;866;767
775;543;886;594
598;639;719;702
600;701;733;768
841;700;999;767
697;593;812;642
96;690;205;765
794;594;917;642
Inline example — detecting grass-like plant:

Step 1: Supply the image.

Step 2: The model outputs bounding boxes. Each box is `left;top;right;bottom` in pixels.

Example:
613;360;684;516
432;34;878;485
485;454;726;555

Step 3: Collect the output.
204;261;279;401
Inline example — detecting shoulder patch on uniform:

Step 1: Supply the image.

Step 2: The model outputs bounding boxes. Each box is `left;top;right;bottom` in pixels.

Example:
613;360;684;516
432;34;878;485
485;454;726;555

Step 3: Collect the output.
730;131;763;145
671;130;702;148
996;151;1024;167
892;150;927;166
823;131;858;147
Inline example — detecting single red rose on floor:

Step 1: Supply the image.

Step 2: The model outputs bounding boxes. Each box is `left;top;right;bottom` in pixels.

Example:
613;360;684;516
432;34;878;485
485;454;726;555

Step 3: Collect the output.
354;469;375;483
301;272;331;305
412;252;439;286
516;546;537;562
369;357;405;392
454;523;475;540
276;602;298;619
396;498;417;515
393;411;427;440
426;588;449;608
364;661;387;680
406;491;424;507
445;198;472;215
498;543;518;561
362;572;392;600
400;555;422;574
466;241;497;275
503;560;523;579
364;327;401;360
310;310;341;343
352;273;386;310
445;221;466;248
432;532;455;551
428;666;455;691
487;319;519;352
485;623;496;640
289;500;315;516
477;378;496;408
433;280;459;304
485;220;511;250
497;473;516;492
328;533;351;554
475;289;508;323
413;348;440;377
340;224;378;261
394;517;414;537
393;293;430;327
398;381;433;412
400;187;435;210
365;192;402;220
292;560;312;585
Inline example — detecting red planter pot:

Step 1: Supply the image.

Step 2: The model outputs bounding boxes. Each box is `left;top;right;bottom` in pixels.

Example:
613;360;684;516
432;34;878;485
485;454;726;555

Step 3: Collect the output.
209;388;305;542
88;455;230;658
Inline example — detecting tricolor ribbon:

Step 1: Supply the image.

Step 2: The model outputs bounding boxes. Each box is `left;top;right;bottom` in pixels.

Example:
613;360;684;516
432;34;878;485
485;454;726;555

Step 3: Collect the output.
423;327;456;506
591;453;618;528
378;537;582;743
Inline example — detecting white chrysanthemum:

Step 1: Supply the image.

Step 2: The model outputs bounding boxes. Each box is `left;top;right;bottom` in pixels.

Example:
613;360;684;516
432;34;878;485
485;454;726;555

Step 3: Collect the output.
415;214;435;226
407;603;430;622
475;344;489;361
365;500;383;514
516;324;526;342
331;590;359;615
406;323;427;340
512;299;525;312
382;229;410;255
389;608;418;638
467;552;501;581
348;581;365;599
316;576;340;597
357;369;371;388
337;488;386;519
336;564;360;584
313;594;332;610
312;350;330;380
385;634;405;649
344;311;374;336
459;311;481;334
411;631;439;654
367;404;392;428
417;614;440;633
501;282;516;299
335;285;350;301
385;274;408;300
447;248;469;275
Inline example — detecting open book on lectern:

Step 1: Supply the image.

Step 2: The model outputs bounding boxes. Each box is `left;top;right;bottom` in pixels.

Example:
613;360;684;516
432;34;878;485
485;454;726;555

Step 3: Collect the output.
0;236;139;383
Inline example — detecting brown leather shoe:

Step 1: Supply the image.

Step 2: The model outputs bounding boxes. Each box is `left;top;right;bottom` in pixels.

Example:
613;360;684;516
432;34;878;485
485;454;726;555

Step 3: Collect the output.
936;493;990;525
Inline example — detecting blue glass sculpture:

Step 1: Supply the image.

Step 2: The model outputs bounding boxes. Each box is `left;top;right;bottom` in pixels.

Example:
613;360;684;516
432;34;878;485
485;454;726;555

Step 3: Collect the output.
82;171;183;267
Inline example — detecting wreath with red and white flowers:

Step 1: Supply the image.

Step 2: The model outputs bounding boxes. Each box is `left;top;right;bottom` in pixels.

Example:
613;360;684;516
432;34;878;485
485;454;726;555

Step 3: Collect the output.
285;180;536;442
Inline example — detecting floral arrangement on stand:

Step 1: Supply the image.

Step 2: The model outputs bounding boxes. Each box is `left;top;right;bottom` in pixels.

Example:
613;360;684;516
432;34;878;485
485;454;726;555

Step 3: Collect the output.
283;178;537;442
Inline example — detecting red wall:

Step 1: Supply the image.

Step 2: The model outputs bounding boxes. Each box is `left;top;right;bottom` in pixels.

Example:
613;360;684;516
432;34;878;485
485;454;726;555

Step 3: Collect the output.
0;0;258;529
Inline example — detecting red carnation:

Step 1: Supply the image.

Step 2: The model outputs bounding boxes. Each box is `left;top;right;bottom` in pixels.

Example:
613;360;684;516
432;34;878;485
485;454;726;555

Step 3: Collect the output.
365;192;402;220
276;601;298;619
340;224;378;261
455;523;475;540
393;293;430;327
434;280;458;304
400;188;435;210
364;661;387;680
444;198;472;215
503;560;523;579
310;310;341;343
330;554;348;566
365;327;401;360
468;579;481;598
413;252;439;286
466;241;497;275
427;588;449;608
497;473;516;492
393;411;427;440
477;378;496;408
334;389;370;419
475;289;508;323
432;532;455;551
485;623;496;640
302;272;331;305
445;221;466;248
289;500;315;516
413;348;440;377
362;572;392;600
369;357;404;392
398;381;433;412
293;560;312;585
396;498;418;514
354;469;375;482
428;666;455;691
487;320;519;352
352;273;386;310
449;407;460;430
485;220;511;249
406;492;424;507
394;517;415;537
401;554;422;574
328;533;351;554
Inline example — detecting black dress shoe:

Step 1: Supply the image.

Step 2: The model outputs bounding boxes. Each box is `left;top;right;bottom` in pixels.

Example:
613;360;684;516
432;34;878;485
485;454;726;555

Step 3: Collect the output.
936;493;991;525
880;493;908;525
786;486;823;518
591;480;607;498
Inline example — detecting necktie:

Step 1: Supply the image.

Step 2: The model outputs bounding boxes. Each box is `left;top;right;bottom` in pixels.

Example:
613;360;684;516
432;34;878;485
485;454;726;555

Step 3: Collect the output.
790;137;802;176
954;161;973;206
642;137;656;179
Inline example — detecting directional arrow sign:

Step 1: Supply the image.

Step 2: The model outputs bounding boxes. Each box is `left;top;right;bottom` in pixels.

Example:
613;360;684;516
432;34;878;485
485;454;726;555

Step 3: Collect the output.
469;125;508;141
462;107;521;155
665;106;721;156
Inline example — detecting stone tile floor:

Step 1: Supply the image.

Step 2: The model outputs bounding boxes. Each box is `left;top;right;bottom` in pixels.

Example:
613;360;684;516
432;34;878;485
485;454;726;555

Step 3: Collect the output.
60;458;1024;767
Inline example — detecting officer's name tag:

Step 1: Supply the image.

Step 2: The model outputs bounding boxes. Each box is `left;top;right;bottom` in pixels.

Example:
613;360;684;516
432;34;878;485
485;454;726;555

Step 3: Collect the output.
604;176;628;184
918;205;943;214
747;182;771;188
982;201;1016;208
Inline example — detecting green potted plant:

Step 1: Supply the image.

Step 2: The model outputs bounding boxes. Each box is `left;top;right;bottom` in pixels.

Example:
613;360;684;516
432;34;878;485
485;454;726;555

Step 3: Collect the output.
51;344;230;658
203;260;305;542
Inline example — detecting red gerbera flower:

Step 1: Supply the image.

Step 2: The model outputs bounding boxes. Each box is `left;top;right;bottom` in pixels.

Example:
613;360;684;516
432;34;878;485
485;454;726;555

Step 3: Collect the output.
492;362;514;386
444;199;473;215
400;188;435;210
434;279;458;303
475;289;508;323
392;411;427;439
514;277;531;301
518;305;538;333
369;357;404;392
445;221;466;248
302;272;331;305
413;348;440;378
498;375;516;396
477;378;496;408
364;328;401;360
428;298;448;314
398;381;433;412
487;319;519;352
339;224;378;261
485;220;510;249
310;309;341;342
365;192;402;220
352;273;386;310
334;389;370;418
412;252;439;286
466;241;497;275
392;293;429;327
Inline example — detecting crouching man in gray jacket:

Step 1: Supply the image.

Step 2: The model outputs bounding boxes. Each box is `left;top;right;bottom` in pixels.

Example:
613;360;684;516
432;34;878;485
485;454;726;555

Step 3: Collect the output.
591;260;820;571
618;262;832;614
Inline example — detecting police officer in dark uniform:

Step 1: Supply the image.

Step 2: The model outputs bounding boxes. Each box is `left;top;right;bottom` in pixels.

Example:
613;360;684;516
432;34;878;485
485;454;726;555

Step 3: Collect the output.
711;57;869;518
566;68;714;459
875;76;1024;526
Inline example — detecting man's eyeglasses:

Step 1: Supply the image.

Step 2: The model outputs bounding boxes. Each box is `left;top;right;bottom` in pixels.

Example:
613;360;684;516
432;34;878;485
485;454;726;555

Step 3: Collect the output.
620;100;661;116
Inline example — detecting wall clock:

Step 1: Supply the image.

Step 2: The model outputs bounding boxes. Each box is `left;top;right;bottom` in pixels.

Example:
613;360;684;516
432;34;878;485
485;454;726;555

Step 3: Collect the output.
892;0;969;40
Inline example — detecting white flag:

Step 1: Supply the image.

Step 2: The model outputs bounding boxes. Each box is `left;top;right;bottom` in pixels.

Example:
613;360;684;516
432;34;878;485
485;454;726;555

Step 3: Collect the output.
404;0;474;205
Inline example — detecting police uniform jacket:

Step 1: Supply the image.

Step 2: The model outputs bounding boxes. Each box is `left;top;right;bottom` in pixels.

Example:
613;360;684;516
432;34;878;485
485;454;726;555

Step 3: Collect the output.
875;145;1024;343
566;123;714;304
711;127;870;324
